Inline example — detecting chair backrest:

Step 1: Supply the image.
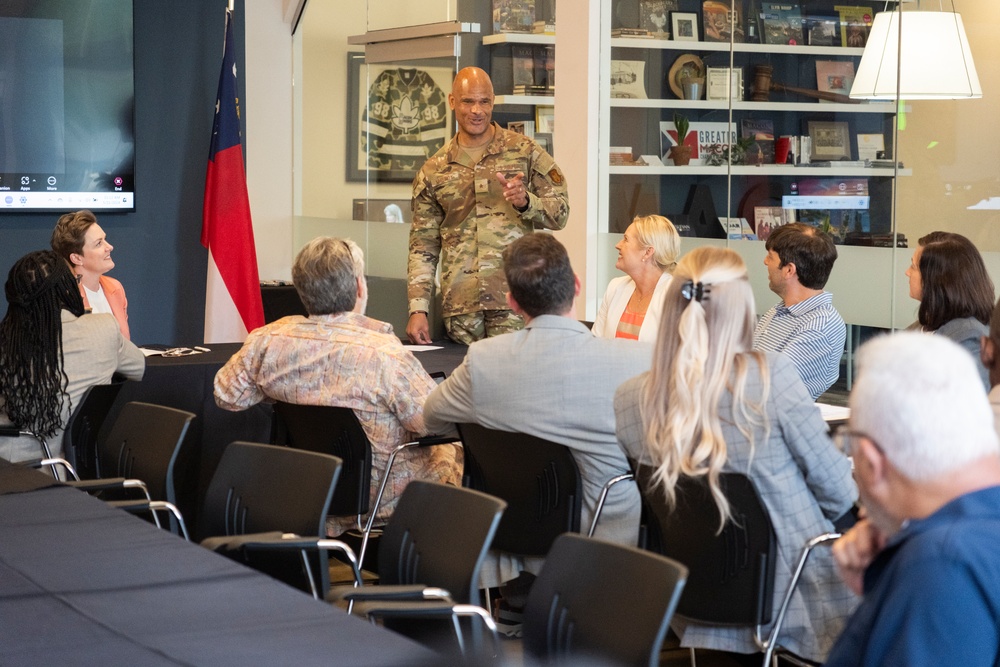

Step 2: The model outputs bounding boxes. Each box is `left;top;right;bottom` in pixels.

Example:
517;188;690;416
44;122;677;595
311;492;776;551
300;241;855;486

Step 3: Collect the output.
635;465;777;625
98;401;195;504
271;402;372;517
458;422;582;557
523;533;688;667
199;441;343;594
199;441;342;540
378;481;506;605
63;381;125;478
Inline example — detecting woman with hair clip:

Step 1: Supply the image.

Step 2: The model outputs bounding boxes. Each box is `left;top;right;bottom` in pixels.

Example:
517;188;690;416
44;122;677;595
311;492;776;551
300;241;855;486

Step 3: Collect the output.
0;250;144;464
592;214;680;341
906;232;994;390
614;246;857;663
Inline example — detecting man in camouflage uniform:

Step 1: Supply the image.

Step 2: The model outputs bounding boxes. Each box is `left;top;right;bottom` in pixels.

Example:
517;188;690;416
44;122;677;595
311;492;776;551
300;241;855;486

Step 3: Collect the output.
406;67;569;345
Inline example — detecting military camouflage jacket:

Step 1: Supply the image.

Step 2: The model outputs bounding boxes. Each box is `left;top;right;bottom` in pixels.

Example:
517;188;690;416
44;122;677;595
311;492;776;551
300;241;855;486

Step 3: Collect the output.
408;122;569;318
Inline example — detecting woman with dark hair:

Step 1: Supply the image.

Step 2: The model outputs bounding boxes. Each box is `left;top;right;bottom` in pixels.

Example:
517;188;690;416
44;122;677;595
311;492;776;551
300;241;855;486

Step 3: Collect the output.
0;250;144;463
614;246;857;663
905;233;994;389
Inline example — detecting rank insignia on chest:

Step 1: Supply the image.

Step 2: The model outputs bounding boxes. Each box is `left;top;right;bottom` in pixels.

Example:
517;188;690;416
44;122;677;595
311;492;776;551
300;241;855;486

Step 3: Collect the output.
475;179;489;193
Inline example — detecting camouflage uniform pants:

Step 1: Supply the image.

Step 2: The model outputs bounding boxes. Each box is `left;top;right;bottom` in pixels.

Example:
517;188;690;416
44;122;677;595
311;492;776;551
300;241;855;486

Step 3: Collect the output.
444;310;524;345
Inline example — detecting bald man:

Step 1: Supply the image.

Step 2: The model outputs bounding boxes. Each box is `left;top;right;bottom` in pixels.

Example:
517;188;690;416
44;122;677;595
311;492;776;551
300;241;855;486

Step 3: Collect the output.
407;67;569;345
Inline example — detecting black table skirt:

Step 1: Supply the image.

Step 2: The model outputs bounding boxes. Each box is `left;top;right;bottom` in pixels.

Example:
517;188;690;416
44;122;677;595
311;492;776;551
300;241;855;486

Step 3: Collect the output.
0;468;435;666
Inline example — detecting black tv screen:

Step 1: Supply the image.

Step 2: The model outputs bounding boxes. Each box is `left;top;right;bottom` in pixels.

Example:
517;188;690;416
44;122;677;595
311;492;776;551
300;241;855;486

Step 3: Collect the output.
0;0;135;213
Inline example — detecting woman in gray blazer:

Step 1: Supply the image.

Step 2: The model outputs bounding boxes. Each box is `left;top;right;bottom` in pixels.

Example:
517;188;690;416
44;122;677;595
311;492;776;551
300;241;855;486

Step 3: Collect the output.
614;246;857;663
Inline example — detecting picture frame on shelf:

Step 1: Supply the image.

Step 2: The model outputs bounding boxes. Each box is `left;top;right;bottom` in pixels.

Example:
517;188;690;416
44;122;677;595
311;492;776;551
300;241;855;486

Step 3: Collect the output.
671;12;699;41
706;66;743;102
807;120;852;161
857;133;885;161
345;53;452;183
508;120;536;139
536;132;554;155
834;5;874;48
535;105;554;134
610;60;648;99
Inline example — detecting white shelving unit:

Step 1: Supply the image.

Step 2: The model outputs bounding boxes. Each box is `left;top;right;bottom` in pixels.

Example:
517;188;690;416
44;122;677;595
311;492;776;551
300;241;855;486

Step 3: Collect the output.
610;37;864;56
483;33;555;46
609;165;912;177
494;94;555;106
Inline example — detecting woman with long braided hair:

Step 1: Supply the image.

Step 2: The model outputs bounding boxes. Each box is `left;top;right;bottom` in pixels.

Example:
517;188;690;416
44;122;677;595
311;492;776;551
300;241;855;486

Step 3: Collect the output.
614;246;857;663
0;250;144;463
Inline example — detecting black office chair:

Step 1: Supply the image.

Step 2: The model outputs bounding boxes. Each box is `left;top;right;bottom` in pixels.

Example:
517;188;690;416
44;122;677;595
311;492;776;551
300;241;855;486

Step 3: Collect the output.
69;401;195;536
62;381;125;479
272;402;454;569
523;533;688;667
329;481;506;658
457;422;582;557
635;465;839;667
198;441;354;598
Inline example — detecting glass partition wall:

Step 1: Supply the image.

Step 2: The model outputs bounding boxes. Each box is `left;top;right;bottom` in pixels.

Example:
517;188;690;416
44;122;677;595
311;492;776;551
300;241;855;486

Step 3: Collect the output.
294;0;1000;379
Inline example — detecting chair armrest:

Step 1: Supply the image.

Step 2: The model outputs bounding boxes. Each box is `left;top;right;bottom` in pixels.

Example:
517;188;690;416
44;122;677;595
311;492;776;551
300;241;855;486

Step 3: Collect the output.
200;532;363;594
352;600;500;656
108;499;189;541
411;434;460;447
67;477;151;500
24;457;80;481
327;584;451;604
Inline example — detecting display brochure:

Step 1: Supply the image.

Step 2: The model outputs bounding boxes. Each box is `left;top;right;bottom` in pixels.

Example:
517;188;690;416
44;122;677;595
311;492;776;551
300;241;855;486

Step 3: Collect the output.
754;206;791;241
702;1;744;43
493;0;535;33
760;2;804;45
834;5;874;48
741;118;775;164
782;178;871;237
856;133;885;160
806;14;839;45
639;0;676;35
610;60;648;99
660;121;737;165
815;60;855;103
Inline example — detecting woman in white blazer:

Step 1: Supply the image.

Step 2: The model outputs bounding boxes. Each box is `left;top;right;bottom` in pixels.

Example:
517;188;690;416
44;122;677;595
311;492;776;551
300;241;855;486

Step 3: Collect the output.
592;214;680;342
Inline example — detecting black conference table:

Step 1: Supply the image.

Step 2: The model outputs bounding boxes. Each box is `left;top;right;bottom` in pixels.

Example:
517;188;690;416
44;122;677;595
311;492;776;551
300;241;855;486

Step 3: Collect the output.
110;340;468;529
0;460;436;666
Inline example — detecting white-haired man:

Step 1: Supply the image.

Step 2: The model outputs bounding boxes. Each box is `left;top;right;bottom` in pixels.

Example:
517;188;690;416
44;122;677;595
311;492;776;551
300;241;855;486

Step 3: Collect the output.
825;332;1000;666
214;237;461;538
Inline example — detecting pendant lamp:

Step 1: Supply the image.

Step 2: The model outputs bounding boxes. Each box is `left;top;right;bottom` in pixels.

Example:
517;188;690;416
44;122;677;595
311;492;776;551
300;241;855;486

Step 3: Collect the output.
849;3;981;100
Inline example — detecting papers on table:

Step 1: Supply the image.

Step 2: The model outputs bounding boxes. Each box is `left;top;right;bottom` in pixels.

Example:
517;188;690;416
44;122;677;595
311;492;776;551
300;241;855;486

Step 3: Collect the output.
405;345;443;352
817;402;850;423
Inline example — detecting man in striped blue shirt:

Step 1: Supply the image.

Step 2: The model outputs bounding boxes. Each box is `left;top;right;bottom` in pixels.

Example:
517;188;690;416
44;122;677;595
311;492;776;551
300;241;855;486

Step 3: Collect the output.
753;223;846;399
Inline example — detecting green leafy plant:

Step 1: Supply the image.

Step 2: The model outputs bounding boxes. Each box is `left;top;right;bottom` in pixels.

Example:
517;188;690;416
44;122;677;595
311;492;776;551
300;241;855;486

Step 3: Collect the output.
673;112;691;143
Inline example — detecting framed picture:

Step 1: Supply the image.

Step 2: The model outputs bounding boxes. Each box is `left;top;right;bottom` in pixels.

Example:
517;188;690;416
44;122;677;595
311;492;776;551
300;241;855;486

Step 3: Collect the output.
671;12;699;41
807;121;852;160
535;105;554;133
352;198;411;224
610;60;648;99
345;53;454;183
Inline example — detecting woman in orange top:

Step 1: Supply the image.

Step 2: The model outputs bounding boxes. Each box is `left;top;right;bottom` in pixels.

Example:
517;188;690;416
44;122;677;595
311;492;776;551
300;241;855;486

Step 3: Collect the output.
51;210;130;340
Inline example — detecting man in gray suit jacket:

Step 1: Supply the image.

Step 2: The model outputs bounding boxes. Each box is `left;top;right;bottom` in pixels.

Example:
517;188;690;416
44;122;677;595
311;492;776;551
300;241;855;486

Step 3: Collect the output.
424;233;653;590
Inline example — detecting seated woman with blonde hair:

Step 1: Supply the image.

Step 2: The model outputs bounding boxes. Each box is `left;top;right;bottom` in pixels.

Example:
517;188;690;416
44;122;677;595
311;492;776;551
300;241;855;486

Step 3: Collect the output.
614;246;857;663
592;214;680;342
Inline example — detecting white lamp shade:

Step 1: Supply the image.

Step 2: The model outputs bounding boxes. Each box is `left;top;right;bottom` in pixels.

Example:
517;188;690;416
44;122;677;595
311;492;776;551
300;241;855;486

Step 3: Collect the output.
849;11;982;100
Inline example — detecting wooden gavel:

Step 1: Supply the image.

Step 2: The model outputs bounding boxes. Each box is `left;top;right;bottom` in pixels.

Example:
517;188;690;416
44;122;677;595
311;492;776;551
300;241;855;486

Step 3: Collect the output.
751;64;861;104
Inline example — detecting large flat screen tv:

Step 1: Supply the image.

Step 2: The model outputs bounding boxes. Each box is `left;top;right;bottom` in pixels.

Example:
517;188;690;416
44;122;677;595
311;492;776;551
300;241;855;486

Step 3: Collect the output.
0;0;135;213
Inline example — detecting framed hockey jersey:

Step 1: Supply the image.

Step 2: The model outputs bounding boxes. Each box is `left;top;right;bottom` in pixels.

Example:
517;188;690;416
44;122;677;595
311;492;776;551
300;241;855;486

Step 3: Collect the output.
346;53;453;183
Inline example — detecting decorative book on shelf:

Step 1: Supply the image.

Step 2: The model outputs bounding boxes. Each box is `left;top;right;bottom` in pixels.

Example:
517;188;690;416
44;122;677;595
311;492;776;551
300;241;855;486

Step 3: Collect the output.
760;2;804;45
741;118;774;164
805;13;839;46
532;20;556;34
639;0;676;35
611;27;654;38
815;60;855;103
512;44;535;87
834;5;873;48
702;0;744;42
493;0;535;33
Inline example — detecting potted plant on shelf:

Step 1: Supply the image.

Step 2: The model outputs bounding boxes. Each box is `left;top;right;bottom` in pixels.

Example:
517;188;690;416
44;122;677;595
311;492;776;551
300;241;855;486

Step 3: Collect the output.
669;113;693;166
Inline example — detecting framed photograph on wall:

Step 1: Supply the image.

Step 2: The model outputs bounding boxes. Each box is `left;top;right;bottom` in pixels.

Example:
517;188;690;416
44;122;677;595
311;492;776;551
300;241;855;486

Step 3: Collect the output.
535;105;554;133
807;120;852;160
345;53;453;183
671;12;699;41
